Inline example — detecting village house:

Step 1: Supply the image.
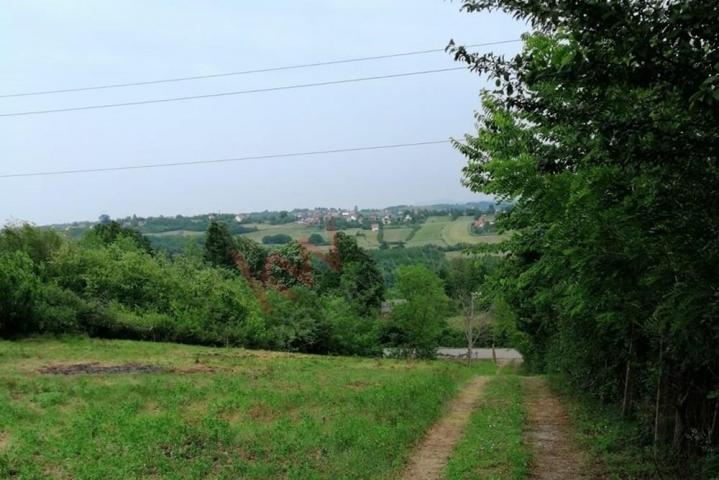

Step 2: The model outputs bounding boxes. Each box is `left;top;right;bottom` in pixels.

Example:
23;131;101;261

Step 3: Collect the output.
473;214;487;229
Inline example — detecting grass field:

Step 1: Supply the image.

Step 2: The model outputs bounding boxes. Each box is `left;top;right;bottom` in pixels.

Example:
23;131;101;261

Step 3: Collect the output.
237;223;324;244
383;227;414;242
146;230;205;237
0;338;496;479
381;227;415;243
406;216;507;249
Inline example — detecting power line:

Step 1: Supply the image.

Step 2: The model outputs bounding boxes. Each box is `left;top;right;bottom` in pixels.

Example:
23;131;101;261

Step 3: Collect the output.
0;139;456;178
0;39;520;99
0;67;467;118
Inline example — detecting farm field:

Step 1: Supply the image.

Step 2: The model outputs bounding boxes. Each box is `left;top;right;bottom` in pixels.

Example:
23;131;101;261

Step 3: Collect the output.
145;230;205;237
141;218;507;253
231;223;380;249
237;223;323;244
0;338;496;479
406;216;507;248
441;216;477;245
381;227;415;243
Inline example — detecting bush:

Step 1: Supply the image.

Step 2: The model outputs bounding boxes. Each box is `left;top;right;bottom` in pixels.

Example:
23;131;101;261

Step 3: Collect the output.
264;287;329;353
0;224;64;270
307;233;326;245
0;251;41;336
49;239;265;347
262;234;292;245
0;224;387;357
36;284;91;334
324;295;381;356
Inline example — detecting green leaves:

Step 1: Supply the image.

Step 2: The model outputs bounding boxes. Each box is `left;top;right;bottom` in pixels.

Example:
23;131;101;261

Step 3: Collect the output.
456;0;719;458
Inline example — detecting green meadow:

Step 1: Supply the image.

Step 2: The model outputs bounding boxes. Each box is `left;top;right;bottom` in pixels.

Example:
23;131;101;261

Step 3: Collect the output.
0;337;497;480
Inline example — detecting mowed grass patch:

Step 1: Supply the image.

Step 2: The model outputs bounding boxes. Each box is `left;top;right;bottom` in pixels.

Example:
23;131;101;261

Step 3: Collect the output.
381;228;414;243
441;216;476;245
342;229;379;249
407;217;506;248
0;337;492;479
444;374;530;480
406;217;452;247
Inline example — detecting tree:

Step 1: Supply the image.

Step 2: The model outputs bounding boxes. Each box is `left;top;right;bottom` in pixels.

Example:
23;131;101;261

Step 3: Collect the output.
307;233;325;245
264;286;328;353
90;221;153;254
0;251;40;336
262;241;313;289
203;221;236;269
452;0;719;458
321;232;385;315
0;223;65;269
234;236;267;279
443;257;498;364
461;291;493;366
391;265;449;359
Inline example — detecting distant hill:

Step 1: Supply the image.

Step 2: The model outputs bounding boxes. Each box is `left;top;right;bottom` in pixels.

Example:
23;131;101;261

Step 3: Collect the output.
44;201;512;254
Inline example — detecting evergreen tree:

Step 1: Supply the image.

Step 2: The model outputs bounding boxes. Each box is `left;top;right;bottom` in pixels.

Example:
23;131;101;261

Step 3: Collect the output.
203;221;236;269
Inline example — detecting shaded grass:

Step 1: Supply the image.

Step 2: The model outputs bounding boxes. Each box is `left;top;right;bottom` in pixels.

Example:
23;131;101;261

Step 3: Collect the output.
0;337;494;479
549;376;713;479
444;374;529;480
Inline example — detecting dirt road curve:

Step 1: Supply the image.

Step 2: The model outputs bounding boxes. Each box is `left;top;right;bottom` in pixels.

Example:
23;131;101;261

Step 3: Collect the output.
401;376;488;480
525;377;599;479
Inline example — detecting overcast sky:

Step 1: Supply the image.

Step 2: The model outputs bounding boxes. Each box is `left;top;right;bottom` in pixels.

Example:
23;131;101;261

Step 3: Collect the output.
0;1;526;225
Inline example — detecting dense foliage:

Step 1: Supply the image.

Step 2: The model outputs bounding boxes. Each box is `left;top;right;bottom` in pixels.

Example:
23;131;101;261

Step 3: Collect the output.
90;220;153;254
261;233;293;245
453;0;719;471
371;245;446;287
386;266;450;358
0;221;452;358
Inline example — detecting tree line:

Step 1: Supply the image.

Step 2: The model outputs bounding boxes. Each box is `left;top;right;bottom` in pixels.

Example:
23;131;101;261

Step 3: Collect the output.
0;220;483;359
452;0;718;473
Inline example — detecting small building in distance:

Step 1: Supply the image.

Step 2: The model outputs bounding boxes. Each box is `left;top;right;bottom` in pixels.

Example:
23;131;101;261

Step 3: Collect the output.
473;215;487;229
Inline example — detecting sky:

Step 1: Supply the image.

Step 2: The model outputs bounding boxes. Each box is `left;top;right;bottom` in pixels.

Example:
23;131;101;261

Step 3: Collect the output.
0;1;526;225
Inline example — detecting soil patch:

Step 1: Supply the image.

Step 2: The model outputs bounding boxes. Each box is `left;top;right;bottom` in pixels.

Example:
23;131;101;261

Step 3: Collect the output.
39;362;166;375
173;365;217;374
38;362;221;375
0;432;10;451
524;377;600;479
401;376;488;480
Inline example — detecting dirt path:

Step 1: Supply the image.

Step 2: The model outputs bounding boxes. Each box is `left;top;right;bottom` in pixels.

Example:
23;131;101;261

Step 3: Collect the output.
401;376;488;480
524;377;598;479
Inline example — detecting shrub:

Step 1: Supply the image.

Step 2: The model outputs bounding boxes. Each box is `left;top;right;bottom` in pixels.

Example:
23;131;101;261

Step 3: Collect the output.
0;251;41;336
262;234;292;245
36;284;91;334
264;287;329;353
323;295;381;356
307;233;326;245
